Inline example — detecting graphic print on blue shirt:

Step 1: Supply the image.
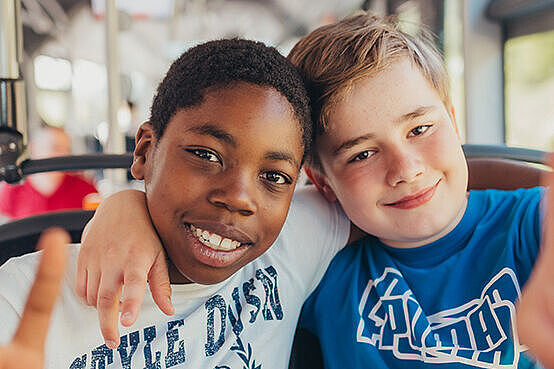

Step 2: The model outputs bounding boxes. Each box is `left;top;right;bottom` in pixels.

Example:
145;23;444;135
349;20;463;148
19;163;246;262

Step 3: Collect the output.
357;267;522;368
68;266;281;368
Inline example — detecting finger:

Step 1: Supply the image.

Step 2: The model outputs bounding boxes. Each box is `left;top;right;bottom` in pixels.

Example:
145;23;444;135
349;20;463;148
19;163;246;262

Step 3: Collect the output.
85;267;101;307
148;251;174;316
119;269;148;326
97;273;123;349
12;228;70;351
75;251;88;304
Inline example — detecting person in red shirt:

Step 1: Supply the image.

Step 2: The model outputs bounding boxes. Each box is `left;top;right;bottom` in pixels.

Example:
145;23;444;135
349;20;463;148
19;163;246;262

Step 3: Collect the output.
0;126;98;221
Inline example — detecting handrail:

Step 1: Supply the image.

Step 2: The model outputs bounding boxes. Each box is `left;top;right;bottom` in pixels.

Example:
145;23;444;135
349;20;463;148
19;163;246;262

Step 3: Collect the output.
19;153;133;175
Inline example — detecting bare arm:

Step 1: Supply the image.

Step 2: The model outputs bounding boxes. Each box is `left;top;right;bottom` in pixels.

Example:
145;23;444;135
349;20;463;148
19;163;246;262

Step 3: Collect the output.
76;190;173;349
516;153;554;367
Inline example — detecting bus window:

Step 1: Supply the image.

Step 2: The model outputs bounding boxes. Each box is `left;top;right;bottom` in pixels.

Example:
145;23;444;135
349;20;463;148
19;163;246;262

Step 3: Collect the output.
504;30;554;151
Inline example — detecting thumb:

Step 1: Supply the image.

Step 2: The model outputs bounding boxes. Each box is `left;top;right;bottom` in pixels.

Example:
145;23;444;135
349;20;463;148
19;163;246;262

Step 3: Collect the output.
536;154;554;267
12;228;70;351
147;251;174;316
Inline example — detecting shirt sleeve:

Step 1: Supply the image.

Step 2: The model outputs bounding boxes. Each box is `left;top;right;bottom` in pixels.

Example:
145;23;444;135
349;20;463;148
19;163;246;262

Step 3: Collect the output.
277;185;350;296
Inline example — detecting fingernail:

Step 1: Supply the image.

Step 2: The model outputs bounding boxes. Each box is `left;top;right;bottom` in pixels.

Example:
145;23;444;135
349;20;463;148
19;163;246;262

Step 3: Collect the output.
167;298;175;315
106;340;118;349
121;312;133;325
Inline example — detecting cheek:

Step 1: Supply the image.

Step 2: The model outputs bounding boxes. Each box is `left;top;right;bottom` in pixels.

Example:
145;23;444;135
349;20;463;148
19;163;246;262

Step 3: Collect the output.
428;130;468;191
331;164;381;200
260;192;295;237
329;171;381;225
425;129;460;166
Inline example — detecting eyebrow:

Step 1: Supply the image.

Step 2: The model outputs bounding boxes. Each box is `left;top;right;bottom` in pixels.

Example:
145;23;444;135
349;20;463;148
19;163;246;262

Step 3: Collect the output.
333;133;375;157
187;124;236;147
332;106;437;157
396;106;434;123
187;124;299;168
265;151;300;169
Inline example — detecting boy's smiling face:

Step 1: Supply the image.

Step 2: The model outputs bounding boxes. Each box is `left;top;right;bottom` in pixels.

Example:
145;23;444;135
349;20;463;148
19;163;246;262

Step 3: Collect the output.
132;83;304;284
312;58;468;248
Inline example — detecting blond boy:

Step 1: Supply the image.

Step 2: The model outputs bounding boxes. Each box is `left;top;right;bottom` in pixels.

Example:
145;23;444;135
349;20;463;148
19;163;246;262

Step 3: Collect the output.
287;12;550;368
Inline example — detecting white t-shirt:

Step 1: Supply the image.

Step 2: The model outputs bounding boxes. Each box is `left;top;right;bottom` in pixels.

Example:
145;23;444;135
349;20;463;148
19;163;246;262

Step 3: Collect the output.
0;186;349;369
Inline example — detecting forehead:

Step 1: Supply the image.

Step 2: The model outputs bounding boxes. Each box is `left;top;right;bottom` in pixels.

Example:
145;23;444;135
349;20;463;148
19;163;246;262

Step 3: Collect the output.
327;58;444;133
162;83;303;159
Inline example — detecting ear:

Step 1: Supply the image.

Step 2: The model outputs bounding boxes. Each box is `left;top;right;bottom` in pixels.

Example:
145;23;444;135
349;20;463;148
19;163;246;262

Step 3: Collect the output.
304;166;338;202
131;122;156;181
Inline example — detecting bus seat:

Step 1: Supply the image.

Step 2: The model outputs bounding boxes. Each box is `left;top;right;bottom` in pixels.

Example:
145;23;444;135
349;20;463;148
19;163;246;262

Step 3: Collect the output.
0;210;94;266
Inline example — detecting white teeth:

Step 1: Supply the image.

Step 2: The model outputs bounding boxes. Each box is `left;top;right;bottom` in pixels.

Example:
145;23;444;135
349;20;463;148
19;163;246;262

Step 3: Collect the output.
209;234;222;246
220;238;232;249
188;225;242;251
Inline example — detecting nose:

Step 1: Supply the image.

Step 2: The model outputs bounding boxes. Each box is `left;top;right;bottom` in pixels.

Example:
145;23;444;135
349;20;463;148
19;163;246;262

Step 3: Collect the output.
207;170;257;216
385;147;425;187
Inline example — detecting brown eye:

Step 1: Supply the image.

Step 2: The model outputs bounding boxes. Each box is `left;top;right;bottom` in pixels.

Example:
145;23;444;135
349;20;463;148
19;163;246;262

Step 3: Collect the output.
261;171;291;185
349;150;376;163
186;148;220;163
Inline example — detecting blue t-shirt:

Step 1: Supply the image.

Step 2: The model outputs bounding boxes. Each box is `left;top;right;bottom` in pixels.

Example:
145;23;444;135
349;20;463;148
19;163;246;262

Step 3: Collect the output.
300;188;544;368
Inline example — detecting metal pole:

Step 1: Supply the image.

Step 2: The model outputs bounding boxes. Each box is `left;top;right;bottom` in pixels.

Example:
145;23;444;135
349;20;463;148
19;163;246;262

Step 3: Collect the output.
0;0;21;79
0;0;28;183
105;0;124;155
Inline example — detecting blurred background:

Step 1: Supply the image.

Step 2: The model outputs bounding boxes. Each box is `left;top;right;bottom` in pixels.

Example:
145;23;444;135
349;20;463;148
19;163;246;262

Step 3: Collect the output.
1;0;553;219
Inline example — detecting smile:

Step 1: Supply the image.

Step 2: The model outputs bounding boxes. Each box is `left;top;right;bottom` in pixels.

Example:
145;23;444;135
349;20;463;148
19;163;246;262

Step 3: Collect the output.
189;224;243;251
386;180;440;210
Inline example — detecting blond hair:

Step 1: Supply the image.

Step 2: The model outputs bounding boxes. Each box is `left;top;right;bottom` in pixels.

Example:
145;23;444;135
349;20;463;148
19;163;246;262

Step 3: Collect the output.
288;11;450;170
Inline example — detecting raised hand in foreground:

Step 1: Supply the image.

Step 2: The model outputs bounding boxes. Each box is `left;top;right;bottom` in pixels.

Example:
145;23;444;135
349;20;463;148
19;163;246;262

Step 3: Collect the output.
0;228;69;369
517;153;554;368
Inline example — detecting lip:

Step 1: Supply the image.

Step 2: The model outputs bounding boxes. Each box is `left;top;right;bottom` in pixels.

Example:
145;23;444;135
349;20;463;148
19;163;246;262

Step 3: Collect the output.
385;180;440;210
182;221;254;268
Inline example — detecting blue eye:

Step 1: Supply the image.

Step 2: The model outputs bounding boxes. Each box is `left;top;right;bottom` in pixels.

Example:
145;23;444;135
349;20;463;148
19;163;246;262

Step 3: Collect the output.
408;125;432;137
187;149;220;163
261;171;291;185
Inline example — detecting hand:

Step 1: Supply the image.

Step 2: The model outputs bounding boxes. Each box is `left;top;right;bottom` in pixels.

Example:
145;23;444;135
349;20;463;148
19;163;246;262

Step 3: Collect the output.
75;190;174;349
516;153;554;368
0;228;69;369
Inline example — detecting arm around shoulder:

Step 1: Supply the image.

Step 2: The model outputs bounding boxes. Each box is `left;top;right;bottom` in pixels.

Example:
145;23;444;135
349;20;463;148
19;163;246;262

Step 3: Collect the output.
75;189;173;349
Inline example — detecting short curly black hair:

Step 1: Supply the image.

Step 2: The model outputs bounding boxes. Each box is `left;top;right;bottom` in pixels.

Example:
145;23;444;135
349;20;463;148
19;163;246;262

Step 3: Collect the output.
149;38;312;163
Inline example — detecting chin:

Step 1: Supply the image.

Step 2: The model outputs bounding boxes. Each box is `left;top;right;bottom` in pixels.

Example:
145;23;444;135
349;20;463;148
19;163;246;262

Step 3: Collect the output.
185;269;235;285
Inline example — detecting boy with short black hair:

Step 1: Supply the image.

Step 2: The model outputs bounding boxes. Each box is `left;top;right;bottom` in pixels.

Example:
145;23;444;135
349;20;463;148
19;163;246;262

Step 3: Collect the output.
0;38;352;369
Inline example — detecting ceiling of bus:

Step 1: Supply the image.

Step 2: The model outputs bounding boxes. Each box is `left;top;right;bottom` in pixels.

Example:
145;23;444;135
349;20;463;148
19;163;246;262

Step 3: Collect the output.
20;0;369;56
